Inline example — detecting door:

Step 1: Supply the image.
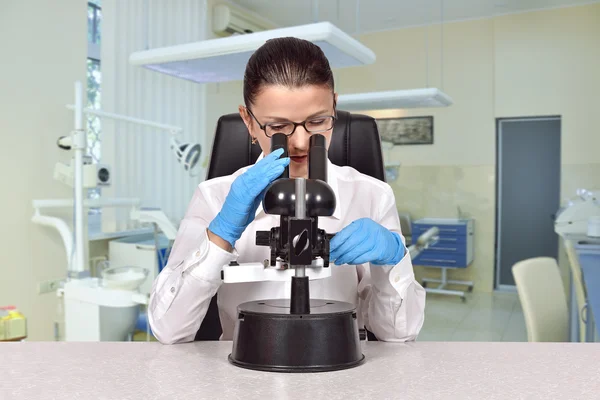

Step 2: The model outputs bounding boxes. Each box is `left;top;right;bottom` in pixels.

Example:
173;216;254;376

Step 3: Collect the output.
495;117;561;289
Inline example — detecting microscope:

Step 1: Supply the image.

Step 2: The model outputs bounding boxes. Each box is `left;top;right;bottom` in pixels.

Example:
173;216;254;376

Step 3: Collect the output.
224;133;365;373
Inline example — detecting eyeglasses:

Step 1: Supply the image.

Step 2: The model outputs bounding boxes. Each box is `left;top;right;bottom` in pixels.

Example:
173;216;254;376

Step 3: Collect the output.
246;107;336;138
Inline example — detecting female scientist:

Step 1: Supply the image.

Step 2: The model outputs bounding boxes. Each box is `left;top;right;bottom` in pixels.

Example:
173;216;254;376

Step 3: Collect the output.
149;37;426;344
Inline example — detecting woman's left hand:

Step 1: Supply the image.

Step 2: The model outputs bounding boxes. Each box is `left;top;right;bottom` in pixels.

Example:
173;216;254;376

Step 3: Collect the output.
329;218;405;266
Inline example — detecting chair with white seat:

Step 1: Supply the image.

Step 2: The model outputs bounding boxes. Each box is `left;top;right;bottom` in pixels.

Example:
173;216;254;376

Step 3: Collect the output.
512;257;569;342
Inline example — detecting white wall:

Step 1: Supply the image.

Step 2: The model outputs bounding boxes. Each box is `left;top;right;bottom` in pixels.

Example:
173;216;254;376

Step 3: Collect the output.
493;5;600;164
0;0;87;340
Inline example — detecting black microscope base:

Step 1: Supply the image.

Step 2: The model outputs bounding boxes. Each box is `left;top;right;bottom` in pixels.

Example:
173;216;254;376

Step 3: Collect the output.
229;299;365;373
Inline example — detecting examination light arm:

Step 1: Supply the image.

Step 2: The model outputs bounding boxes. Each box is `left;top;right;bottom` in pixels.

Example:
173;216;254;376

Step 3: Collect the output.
407;227;439;260
130;208;178;241
65;103;202;174
65;104;183;134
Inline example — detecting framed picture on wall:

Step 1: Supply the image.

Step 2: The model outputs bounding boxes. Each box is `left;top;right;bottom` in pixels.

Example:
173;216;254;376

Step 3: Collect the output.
375;116;434;145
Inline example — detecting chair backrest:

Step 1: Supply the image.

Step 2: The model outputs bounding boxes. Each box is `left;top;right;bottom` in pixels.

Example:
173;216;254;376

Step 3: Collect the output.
207;110;386;181
195;110;386;341
512;257;569;342
563;240;587;342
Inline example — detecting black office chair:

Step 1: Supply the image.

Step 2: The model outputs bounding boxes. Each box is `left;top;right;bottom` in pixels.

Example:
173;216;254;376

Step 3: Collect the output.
194;110;385;341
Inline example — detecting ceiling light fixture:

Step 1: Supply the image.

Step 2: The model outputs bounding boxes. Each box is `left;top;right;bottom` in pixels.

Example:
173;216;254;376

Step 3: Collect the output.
129;21;376;84
337;88;453;111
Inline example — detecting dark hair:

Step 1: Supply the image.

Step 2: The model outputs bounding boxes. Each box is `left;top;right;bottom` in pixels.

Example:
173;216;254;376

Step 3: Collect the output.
243;37;334;107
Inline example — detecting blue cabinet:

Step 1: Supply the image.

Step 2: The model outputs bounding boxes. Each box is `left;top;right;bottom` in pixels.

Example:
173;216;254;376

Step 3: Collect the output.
411;218;474;268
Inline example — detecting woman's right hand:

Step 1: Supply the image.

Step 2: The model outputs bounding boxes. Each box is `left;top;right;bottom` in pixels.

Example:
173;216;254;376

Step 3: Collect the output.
208;148;290;249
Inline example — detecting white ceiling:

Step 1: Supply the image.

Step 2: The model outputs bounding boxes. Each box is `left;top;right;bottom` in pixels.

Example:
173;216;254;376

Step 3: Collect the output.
232;0;598;34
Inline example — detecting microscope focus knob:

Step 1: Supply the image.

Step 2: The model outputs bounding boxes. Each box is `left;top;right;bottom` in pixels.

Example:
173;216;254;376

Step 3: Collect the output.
256;231;271;247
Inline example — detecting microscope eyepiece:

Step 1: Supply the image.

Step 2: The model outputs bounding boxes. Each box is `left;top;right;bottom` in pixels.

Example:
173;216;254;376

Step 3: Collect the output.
308;134;327;182
309;134;326;148
270;133;289;179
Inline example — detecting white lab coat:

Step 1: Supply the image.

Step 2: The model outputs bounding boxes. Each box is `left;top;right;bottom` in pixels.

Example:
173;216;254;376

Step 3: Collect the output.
149;159;426;344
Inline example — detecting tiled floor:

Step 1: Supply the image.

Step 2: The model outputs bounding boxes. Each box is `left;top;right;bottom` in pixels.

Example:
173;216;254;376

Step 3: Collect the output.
418;291;528;342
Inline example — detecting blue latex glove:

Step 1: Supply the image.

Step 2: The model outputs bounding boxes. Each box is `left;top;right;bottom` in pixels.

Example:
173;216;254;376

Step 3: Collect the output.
208;148;290;248
329;218;405;266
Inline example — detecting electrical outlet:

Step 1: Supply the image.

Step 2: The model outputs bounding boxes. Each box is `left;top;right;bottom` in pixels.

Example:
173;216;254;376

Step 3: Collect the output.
38;279;63;294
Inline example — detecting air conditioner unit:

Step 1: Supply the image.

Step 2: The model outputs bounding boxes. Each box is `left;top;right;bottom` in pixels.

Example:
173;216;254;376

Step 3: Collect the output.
212;3;277;36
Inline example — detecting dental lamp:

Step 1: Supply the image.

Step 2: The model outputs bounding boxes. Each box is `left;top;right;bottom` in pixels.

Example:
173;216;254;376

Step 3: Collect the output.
171;140;202;173
64;104;202;175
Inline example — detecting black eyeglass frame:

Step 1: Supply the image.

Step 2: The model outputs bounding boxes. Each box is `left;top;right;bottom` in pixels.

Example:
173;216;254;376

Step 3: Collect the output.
245;102;337;138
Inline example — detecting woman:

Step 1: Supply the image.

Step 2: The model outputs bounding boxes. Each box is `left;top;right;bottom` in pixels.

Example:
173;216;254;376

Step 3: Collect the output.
149;37;426;344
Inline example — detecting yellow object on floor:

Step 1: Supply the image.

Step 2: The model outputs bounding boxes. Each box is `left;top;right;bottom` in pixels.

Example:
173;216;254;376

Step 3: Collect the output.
132;330;158;342
0;306;27;341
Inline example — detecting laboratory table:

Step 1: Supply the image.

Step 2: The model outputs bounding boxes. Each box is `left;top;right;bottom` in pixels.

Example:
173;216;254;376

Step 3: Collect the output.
2;341;600;399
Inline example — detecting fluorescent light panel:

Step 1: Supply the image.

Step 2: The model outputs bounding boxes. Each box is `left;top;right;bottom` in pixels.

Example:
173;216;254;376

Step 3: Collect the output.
129;22;376;83
337;88;453;110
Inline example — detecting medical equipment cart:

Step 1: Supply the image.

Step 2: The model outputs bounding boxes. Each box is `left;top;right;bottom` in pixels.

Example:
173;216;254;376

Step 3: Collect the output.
411;218;475;301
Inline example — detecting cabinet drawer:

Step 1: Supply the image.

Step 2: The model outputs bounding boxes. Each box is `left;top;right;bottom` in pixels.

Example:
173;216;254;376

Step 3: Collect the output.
412;231;468;246
412;250;467;268
434;236;467;245
425;241;467;254
412;223;467;237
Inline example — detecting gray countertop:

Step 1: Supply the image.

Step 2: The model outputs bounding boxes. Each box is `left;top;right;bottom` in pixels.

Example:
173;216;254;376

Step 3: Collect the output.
2;341;600;399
